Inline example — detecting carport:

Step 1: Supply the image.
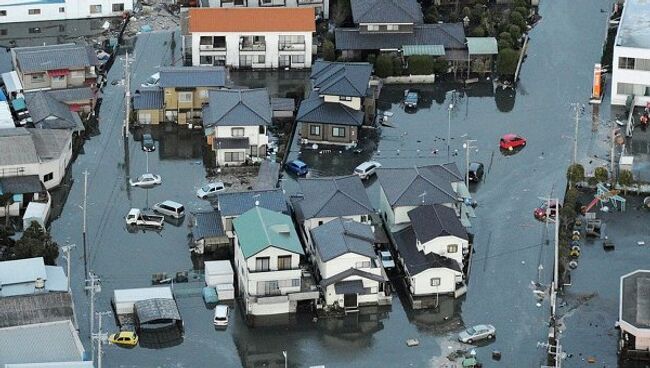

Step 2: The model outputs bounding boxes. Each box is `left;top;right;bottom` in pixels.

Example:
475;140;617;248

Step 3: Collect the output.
134;298;183;331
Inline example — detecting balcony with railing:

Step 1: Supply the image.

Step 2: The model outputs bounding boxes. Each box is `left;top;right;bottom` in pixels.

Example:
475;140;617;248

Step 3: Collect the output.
199;36;227;51
278;42;306;51
240;37;266;52
298;0;322;4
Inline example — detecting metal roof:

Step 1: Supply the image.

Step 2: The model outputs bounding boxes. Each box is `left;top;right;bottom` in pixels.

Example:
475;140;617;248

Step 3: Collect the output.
320;268;386;288
215;137;250;150
334;280;368;295
0;292;74;328
0;321;85;366
158;66;227;88
113;287;173;304
24;92;78;127
271;98;295;112
191;210;225;240
466;37;498;55
13;44;99;73
408;204;468;243
0;128;39;166
335;23;466;51
296;92;365;126
133;88;164;110
233;206;304;258
292;175;374;221
203;89;271;127
0;175;43;194
0;257;46;287
403;44;446;56
376;163;462;207
351;0;423;24
29;129;72;161
616;0;650;49
620;270;650;329
311;218;376;262
135;298;181;324
393;226;462;276
44;87;95;103
204;260;233;276
217;189;288;217
311;61;372;97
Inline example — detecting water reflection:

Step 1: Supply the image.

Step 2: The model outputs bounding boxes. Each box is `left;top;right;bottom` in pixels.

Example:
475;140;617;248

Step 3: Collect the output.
318;306;390;347
495;87;516;112
404;296;465;335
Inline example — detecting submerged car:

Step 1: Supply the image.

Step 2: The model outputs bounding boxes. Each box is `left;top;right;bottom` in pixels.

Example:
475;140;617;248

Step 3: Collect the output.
458;324;496;344
404;89;419;109
354;161;382;180
286;159;308;176
129;173;162;187
213;305;229;328
534;200;561;221
499;134;527;151
196;182;226;199
141;72;160;87
467;162;484;183
142;133;155;152
108;331;139;347
380;251;395;269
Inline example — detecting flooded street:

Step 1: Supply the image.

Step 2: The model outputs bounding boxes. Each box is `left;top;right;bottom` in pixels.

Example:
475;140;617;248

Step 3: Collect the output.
41;0;620;366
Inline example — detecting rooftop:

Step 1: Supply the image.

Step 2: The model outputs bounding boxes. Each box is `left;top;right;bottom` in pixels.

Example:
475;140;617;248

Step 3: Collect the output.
376;163;462;207
233;206;304;259
135;298;182;325
113;286;173;304
203;88;271;128
615;0;650;49
310;61;372;98
296;91;365;126
393;226;462;276
24;91;83;131
0;292;74;328
13;44;99;74
408;204;468;243
620;270;650;330
0;175;44;195
191;210;225;241
292;175;374;221
217;188;288;217
311;218;376;262
0;257;47;288
335;23;466;51
466;37;498;55
319;268;386;288
0;321;85;366
133;88;164;110
351;0;423;24
187;8;316;33
158;66;227;88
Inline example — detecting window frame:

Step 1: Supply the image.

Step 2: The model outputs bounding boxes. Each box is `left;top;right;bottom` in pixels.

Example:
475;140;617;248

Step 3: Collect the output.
277;255;292;270
332;127;346;137
447;244;458;253
44;172;54;182
28;8;41;15
231;127;245;137
255;256;270;271
309;125;321;136
112;3;125;12
89;4;102;14
430;277;441;287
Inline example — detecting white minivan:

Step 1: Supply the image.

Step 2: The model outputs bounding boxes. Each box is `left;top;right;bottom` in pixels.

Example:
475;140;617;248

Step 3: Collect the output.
152;200;185;218
354;161;382;180
213;305;229;328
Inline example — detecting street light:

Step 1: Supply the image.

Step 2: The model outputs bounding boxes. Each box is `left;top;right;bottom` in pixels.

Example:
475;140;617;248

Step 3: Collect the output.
447;103;454;160
462;139;476;189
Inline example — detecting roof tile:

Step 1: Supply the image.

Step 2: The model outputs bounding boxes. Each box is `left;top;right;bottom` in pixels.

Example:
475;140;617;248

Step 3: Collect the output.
188;8;316;33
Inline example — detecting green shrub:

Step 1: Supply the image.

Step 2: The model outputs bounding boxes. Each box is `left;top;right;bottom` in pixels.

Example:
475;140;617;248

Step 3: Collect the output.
424;6;439;23
471;25;486;37
496;48;519;76
322;39;336;61
510;11;526;29
515;6;529;18
366;53;377;65
619;169;634;194
509;24;522;43
594;167;609;183
567;164;585;184
392;56;404;76
375;54;394;78
432;58;449;74
407;56;434;75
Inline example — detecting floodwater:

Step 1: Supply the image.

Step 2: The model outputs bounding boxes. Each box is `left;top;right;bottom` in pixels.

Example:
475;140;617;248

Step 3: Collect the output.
41;0;619;366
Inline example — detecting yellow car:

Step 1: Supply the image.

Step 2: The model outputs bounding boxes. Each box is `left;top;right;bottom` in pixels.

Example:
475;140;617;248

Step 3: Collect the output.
108;331;139;347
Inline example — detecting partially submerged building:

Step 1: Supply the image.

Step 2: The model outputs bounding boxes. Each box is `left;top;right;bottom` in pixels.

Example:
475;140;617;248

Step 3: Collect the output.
619;270;650;360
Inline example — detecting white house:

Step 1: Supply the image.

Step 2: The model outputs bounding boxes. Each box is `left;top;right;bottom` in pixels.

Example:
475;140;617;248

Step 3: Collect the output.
611;0;650;106
201;0;329;19
0;257;68;297
233;206;318;316
310;218;390;309
0;128;73;190
408;204;469;269
202;89;271;166
183;7;315;69
619;270;650;359
0;0;133;24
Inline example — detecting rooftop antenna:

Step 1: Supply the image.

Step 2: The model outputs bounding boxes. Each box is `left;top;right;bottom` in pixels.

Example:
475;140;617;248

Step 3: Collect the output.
419;191;427;204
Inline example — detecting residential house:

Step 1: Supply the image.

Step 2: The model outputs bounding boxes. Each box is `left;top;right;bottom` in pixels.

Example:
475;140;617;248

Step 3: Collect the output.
217;188;289;238
201;0;329;19
290;175;374;250
133;88;164;125
297;61;373;146
466;37;499;75
407;204;469;269
12;44;100;92
0;0;133;24
233;206;318;316
189;210;230;255
376;163;472;232
24;91;86;133
334;0;467;67
0;257;68;297
619;270;650;359
611;0;650;106
182;8;315;69
0;175;48;218
0;128;73;190
158;66;228;124
202;88;271;166
311;218;390;309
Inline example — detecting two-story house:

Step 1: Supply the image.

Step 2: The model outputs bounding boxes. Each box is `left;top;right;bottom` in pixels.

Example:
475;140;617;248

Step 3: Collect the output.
0;0;133;24
182;7;315;69
201;0;329;19
297;61;373;146
202;88;271;166
217;188;289;239
310;218;390;309
334;0;467;63
233;206;318;316
158;66;228;125
12;44;100;92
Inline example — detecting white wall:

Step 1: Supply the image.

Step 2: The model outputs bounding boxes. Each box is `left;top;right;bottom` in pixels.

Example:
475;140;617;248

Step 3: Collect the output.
323;276;380;306
0;0;133;24
318;253;378;280
611;45;650;106
0;136;71;190
409;267;462;296
214;125;268;147
322;95;361;110
418;235;468;268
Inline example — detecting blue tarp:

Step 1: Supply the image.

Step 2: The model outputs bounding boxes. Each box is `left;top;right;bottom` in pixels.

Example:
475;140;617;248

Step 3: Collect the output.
12;98;26;111
202;286;218;304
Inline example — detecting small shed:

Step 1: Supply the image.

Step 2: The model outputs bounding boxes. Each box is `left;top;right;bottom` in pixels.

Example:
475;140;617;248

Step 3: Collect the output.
204;260;234;287
271;97;295;119
112;286;173;315
22;201;49;230
466;37;498;74
134;298;182;331
189;210;229;255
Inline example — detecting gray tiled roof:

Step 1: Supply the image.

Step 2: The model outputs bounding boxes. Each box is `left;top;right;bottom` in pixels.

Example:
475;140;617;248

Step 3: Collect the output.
133;88;163;110
0;320;84;366
203;89;271;127
335;23;466;51
408;204;468;243
310;61;372;97
351;0;423;24
191;211;225;240
292;175;373;221
0;175;43;194
29;129;72;161
296;92;364;126
217;188;288;217
393;226;461;276
0;128;39;166
320;267;387;288
311;218;375;262
271;97;295;112
24;92;77;126
14;44;99;73
158;66;227;88
215;137;250;149
45;87;95;103
0;293;73;328
376;163;462;207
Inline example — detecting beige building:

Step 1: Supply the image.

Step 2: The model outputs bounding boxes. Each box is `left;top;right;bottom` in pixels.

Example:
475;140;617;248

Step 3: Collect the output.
133;88;164;125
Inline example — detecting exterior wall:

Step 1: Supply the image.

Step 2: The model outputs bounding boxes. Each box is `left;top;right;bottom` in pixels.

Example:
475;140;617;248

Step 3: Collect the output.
322;95;361;110
358;23;414;33
20;67;96;92
408;267;462;296
190;31;313;69
323;276;380;306
163;87;211;111
205;0;329;18
300;123;358;145
611;45;650;106
0;0;133;24
418;235;468;268
620;322;650;350
212;125;268;165
318;253;377;279
0;136;72;190
137;109;163;125
378;187;396;230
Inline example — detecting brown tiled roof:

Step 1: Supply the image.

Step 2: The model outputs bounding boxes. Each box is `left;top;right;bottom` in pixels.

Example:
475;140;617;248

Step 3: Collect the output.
188;8;315;33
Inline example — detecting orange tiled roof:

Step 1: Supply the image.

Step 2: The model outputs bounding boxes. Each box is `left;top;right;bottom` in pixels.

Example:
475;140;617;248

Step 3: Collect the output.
188;8;316;33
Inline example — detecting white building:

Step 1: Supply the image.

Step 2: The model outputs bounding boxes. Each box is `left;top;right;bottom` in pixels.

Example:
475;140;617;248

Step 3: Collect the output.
0;0;133;24
0;257;68;297
611;0;650;106
619;270;650;359
183;7;315;69
202;0;329;19
0;128;73;190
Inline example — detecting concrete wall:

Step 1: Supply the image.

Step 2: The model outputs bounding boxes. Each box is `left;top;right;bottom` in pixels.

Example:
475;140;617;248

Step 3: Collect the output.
0;0;133;24
611;45;650;106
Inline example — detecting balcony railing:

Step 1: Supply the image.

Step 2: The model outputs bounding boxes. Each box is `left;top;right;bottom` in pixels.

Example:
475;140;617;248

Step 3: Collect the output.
240;43;266;51
298;0;322;4
278;43;305;51
199;44;226;51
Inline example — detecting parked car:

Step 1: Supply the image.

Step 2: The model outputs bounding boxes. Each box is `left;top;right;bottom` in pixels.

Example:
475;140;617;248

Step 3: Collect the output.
142;133;155;152
499;134;527;151
108;331;138;347
380;251;395;269
285;160;308;176
354;161;382;180
534;200;561;221
141;72;160;87
125;208;164;228
153;200;185;218
129;173;162;187
196;181;225;199
458;324;496;344
213;305;229;328
404;89;419;109
467;162;484;183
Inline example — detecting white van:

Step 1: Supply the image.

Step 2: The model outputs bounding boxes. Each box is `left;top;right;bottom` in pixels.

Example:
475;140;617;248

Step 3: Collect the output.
152;200;185;218
213;305;229;328
354;161;382;180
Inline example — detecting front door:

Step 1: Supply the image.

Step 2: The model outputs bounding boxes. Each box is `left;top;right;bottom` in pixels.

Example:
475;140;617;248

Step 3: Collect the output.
343;293;357;308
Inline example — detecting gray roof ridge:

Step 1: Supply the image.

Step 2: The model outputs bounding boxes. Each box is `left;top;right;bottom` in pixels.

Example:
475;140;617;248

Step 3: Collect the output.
214;90;247;125
240;90;271;124
437;162;462;180
436;22;466;45
428;205;450;237
334;176;372;211
413;166;457;199
391;166;420;205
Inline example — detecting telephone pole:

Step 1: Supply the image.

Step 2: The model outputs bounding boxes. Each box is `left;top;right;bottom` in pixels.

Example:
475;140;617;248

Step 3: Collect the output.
92;311;110;368
61;243;76;291
81;170;89;277
85;272;101;361
571;103;583;164
463;139;477;189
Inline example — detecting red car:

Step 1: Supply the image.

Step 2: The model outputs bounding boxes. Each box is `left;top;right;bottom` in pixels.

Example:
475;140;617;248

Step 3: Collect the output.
500;134;527;150
534;200;561;221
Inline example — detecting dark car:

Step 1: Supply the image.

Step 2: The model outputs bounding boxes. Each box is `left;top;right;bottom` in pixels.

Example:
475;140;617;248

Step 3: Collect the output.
404;89;419;109
285;160;308;176
468;162;484;183
142;133;155;152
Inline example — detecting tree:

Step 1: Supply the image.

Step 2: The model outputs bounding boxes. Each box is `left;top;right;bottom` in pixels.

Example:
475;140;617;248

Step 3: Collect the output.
407;56;434;75
509;11;526;29
496;48;519;76
509;24;522;44
13;222;59;265
594;167;609;183
332;0;351;26
0;227;15;261
566;164;585;184
0;192;13;228
619;169;634;194
392;56;403;76
424;6;439;23
471;26;486;37
375;55;394;78
322;39;336;61
432;58;449;74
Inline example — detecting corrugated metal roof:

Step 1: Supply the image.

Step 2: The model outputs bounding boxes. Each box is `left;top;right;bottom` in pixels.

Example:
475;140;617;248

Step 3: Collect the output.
351;0;423;24
113;287;173;304
403;44;446;56
233;207;303;258
217;189;288;217
159;66;227;88
271;98;295;112
0;128;39;166
13;44;99;73
203;89;271;127
311;218;375;262
0;257;46;287
0;321;84;366
0;293;74;328
135;298;181;324
292;175;373;220
466;37;498;55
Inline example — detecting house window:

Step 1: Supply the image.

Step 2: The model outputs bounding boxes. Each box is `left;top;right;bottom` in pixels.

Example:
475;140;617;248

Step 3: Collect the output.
28;9;41;15
619;57;635;70
240;55;253;67
255;257;270;271
28;27;41;33
278;255;292;270
257;55;265;64
52;75;66;82
58;25;65;32
360;215;368;222
367;24;379;31
199;55;213;65
0;29;6;36
0;10;6;16
112;3;125;12
309;125;320;136
387;24;399;31
44;172;54;182
231;127;244;137
59;7;65;13
291;55;305;64
279;55;290;67
339;96;352;102
31;73;45;82
224;152;245;162
430;278;441;287
178;92;192;103
257;280;280;296
447;244;458;253
332;127;345;137
355;261;371;269
90;5;102;14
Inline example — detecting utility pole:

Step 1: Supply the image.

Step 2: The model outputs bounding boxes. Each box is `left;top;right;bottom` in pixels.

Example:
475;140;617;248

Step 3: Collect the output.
85;272;101;361
447;102;454;161
81;170;88;277
611;128;618;178
61;243;76;292
463;139;477;189
124;52;131;139
92;311;110;368
571;103;582;164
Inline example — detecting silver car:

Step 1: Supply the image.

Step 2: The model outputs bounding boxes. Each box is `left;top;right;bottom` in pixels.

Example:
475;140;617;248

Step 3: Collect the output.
458;324;496;344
